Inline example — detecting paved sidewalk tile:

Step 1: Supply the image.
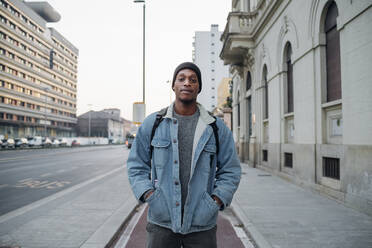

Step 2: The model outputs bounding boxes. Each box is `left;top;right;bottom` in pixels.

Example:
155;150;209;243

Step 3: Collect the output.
233;164;372;248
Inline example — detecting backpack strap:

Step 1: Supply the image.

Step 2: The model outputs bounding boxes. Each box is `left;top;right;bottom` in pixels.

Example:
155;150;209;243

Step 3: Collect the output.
150;107;168;159
209;117;219;155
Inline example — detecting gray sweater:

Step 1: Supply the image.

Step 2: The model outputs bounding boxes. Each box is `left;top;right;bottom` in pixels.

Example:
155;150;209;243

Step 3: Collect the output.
173;108;200;217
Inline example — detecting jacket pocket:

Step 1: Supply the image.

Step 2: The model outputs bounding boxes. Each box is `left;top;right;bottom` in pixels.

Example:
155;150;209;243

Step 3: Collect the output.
151;139;171;167
198;144;216;174
191;191;219;227
147;188;171;224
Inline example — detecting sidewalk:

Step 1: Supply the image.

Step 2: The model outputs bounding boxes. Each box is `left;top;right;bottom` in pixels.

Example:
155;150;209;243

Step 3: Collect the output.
231;164;372;248
0;167;138;248
2;163;372;248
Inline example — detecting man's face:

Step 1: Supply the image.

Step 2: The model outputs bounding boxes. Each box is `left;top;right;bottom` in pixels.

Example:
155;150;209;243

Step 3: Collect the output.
173;69;200;104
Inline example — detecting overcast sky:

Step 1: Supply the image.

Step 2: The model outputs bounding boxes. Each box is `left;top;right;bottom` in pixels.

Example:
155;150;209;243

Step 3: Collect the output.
42;0;231;120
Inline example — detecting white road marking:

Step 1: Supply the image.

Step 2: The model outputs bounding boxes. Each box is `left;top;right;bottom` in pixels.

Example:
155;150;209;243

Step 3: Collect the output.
0;184;9;189
222;210;256;248
0;167;124;224
40;173;52;177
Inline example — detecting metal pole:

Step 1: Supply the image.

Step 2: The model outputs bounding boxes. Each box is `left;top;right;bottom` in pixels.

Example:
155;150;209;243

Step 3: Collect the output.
88;111;91;137
88;104;92;137
143;3;145;104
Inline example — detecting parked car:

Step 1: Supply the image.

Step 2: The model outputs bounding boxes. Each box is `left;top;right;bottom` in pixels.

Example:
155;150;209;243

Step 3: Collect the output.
58;138;68;147
42;137;52;147
2;138;15;149
0;139;5;149
28;136;43;147
71;140;80;147
51;138;60;147
15;138;28;148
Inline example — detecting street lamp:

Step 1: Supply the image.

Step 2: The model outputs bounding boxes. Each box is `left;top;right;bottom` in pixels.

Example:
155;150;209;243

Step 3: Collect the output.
134;0;146;108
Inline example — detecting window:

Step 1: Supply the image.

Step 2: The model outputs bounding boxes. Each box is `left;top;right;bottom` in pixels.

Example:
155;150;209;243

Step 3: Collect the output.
246;71;252;91
284;153;293;168
21;15;27;23
285;43;294;113
0;15;7;23
263;150;268;162
0;0;8;8
325;2;341;102
323;157;340;180
9;22;16;30
263;65;268;119
237;92;241;127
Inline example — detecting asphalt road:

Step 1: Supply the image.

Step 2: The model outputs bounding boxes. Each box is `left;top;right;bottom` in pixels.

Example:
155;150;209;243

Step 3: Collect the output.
0;145;129;216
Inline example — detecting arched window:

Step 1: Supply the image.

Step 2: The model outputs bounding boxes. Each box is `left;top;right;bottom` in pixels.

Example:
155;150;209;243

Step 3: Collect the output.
325;1;341;102
237;92;241;127
246;71;252;91
263;65;268;119
285;43;293;113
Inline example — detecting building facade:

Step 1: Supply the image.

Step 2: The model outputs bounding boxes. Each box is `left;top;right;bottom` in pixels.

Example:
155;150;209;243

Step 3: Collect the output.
193;24;229;111
220;0;372;215
77;108;129;144
0;0;78;138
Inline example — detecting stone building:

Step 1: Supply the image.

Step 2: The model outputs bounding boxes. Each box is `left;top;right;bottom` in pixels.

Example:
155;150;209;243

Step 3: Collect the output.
77;108;129;144
220;0;372;215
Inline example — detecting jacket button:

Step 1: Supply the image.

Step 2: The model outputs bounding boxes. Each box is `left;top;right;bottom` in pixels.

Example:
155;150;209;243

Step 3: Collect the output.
173;120;177;124
175;181;179;185
174;160;178;164
173;139;177;143
176;202;180;206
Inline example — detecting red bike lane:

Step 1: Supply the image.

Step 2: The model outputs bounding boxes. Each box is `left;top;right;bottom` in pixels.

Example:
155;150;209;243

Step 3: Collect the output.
125;207;245;248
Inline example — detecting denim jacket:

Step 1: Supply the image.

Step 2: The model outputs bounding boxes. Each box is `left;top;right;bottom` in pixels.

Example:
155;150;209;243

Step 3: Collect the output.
127;103;241;234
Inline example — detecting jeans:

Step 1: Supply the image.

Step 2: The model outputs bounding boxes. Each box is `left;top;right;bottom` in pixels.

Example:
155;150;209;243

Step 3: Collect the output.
146;222;217;248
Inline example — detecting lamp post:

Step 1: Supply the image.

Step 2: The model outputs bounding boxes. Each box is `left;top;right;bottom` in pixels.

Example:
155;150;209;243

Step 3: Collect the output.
87;104;92;138
166;80;172;104
134;0;146;109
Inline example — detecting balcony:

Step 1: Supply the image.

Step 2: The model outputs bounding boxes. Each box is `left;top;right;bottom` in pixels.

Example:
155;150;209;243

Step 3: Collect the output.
220;11;257;66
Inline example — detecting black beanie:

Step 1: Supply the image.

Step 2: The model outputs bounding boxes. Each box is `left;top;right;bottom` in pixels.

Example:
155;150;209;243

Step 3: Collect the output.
172;62;202;93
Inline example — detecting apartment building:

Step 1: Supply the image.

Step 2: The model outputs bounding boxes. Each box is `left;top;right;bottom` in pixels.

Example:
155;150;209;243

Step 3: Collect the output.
220;0;372;215
0;0;78;138
192;24;229;112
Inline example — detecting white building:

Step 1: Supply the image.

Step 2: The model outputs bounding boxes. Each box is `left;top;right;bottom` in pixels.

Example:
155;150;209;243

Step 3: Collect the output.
220;0;372;216
193;24;229;111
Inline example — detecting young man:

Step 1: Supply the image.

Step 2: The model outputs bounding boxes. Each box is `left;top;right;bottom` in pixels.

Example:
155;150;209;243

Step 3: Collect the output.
127;62;241;248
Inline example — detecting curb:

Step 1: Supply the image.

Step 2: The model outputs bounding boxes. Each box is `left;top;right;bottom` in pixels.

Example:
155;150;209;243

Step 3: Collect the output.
81;197;139;248
105;202;140;248
231;198;273;248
